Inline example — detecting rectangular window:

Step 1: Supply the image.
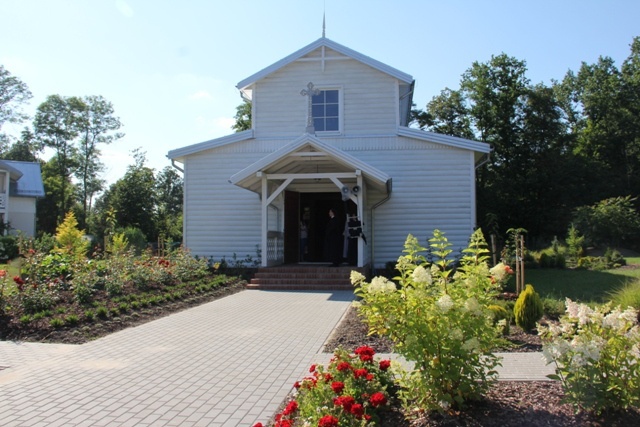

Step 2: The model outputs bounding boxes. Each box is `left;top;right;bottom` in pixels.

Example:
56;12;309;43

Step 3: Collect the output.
311;89;340;132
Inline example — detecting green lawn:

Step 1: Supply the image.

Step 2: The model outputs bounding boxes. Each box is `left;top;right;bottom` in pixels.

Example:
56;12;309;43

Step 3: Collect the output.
508;258;640;303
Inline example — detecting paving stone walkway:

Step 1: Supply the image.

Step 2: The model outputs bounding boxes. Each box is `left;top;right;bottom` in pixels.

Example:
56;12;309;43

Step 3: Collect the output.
0;289;554;427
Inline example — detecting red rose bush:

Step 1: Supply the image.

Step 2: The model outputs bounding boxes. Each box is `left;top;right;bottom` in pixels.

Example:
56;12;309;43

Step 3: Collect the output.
255;346;393;426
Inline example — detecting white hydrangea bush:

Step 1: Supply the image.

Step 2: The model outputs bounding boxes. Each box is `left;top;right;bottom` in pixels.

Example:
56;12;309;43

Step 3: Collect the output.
539;298;640;414
352;229;503;413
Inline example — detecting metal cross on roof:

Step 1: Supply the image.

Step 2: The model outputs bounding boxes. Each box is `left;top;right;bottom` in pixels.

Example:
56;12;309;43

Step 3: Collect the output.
300;82;320;134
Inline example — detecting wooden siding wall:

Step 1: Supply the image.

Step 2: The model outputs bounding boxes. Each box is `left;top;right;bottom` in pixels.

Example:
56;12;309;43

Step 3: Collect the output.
253;49;399;138
183;136;476;268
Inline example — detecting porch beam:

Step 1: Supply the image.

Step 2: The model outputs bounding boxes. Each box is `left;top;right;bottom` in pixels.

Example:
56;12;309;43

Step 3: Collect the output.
266;172;356;180
266;177;293;205
261;174;268;267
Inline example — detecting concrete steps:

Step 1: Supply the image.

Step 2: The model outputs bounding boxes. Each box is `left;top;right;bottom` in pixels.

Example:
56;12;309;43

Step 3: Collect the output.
246;265;365;290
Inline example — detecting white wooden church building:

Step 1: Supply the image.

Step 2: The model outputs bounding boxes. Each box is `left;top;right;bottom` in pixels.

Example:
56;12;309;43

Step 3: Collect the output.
167;36;490;270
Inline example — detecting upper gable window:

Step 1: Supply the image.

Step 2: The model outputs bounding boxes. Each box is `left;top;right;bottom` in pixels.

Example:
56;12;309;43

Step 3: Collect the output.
312;89;340;133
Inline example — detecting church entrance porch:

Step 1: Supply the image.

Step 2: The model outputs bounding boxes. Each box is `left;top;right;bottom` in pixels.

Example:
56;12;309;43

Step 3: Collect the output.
284;192;357;264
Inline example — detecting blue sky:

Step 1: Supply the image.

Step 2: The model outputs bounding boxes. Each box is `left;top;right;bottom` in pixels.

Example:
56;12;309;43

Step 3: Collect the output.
1;0;639;184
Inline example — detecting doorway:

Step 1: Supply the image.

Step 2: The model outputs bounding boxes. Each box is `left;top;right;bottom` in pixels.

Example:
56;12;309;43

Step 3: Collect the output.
284;192;357;264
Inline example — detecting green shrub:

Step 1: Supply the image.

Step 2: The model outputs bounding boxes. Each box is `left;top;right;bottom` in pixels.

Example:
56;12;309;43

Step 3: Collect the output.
354;230;502;412
20;285;59;314
488;304;511;335
514;284;544;332
118;303;130;313
119;227;147;254
0;235;19;260
566;225;585;267
542;297;566;320
50;318;64;328
96;306;108;319
572;195;640;248
84;310;95;322
65;314;79;326
19;314;32;324
609;281;640;312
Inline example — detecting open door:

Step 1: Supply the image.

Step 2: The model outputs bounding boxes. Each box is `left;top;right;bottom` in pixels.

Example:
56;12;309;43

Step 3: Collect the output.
284;190;300;264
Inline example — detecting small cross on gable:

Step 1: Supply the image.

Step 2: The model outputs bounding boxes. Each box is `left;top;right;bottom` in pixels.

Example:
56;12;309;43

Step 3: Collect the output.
300;82;320;134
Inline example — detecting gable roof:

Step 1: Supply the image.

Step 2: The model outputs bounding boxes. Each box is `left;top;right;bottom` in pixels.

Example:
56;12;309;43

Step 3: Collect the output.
398;126;491;154
167;129;254;162
236;37;414;92
0;160;45;197
230;133;391;194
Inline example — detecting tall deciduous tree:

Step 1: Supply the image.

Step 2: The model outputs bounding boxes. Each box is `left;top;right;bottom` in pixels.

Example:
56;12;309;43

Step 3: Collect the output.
0;65;33;151
34;95;83;224
414;88;474;139
106;149;157;242
155;166;183;242
75;95;123;227
231;101;251;132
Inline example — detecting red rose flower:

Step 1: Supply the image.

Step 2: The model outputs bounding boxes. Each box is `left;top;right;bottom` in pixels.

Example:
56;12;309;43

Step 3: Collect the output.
283;400;298;416
252;423;263;427
323;372;333;382
366;373;374;381
318;414;339;427
333;395;355;412
354;345;375;362
275;420;293;427
353;368;368;379
379;359;391;371
369;392;387;407
293;381;301;389
331;381;345;394
350;403;365;418
309;364;316;373
336;361;351;372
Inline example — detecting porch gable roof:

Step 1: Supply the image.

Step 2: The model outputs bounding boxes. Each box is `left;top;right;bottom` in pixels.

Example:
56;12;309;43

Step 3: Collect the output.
229;133;391;193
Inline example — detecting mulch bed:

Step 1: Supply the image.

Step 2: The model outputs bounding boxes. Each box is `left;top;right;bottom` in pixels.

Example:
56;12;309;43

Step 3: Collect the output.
0;281;246;344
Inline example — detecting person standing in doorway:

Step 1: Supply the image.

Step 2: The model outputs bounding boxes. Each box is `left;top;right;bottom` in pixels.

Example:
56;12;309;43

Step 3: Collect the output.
325;208;342;266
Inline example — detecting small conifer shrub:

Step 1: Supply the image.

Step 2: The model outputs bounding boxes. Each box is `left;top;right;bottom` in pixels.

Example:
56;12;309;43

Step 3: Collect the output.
514;284;543;332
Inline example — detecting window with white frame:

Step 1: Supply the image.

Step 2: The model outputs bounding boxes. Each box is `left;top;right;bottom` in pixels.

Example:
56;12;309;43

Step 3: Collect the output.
312;89;340;132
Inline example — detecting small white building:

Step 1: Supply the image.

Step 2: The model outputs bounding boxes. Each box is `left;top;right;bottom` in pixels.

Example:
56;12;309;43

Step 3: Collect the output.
168;37;490;270
0;159;45;237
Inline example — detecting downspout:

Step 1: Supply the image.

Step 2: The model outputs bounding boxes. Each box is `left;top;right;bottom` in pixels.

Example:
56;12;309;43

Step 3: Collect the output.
369;179;392;277
171;159;184;173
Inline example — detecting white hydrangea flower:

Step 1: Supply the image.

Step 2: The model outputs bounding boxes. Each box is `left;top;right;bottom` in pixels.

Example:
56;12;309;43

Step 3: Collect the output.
565;298;579;318
620;306;639;324
631;343;640;360
449;328;463;341
464;297;482;316
436;294;454;313
489;263;509;282
542;340;572;364
369;276;396;294
412;265;432;285
350;270;366;286
461;337;480;352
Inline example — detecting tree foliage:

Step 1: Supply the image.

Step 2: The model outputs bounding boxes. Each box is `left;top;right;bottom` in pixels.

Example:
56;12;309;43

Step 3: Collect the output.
231;101;251;132
413;36;640;246
0;65;32;150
